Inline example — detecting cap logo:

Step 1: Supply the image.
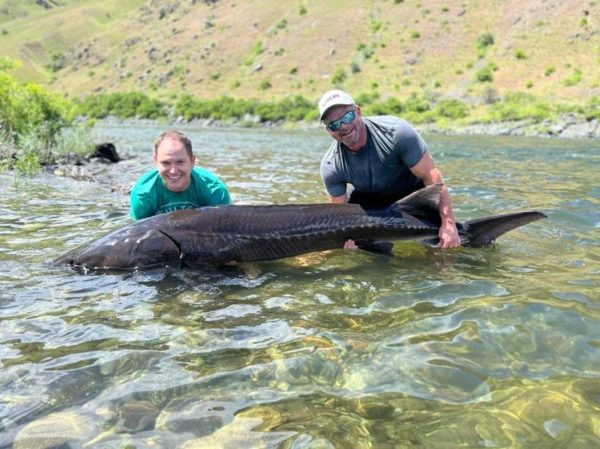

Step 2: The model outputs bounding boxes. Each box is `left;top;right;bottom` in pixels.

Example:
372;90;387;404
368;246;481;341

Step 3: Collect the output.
324;93;340;103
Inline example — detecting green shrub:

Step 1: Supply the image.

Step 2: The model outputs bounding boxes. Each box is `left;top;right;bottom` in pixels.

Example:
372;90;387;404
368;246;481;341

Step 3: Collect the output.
54;124;96;162
362;46;375;59
477;32;495;50
331;68;347;85
74;92;167;119
488;92;553;122
404;93;431;114
365;96;404;116
252;41;264;56
0;58;92;172
476;66;493;82
0;66;72;146
433;99;470;119
562;67;582;86
173;95;315;123
353;92;380;107
583;96;600;120
47;52;66;73
13;139;41;174
254;95;314;122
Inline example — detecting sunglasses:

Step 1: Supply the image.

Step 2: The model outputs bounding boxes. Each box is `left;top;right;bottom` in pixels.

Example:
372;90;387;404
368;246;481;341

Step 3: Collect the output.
325;108;356;132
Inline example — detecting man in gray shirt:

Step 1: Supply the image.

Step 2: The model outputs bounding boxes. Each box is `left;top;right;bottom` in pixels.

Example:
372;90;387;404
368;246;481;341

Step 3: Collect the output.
318;89;461;249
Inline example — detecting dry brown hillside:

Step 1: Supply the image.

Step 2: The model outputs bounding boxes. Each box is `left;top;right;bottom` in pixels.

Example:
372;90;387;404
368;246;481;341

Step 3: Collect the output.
0;0;598;105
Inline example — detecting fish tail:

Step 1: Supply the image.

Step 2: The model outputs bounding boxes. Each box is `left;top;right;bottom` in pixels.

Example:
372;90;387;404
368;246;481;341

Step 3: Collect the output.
462;211;547;247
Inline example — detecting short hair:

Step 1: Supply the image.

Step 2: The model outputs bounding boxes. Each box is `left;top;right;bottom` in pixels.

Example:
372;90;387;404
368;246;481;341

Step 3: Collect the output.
154;130;193;159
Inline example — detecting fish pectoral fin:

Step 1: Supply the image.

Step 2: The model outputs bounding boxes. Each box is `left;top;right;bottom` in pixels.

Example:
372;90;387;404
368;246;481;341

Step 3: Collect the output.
419;237;439;247
354;239;395;255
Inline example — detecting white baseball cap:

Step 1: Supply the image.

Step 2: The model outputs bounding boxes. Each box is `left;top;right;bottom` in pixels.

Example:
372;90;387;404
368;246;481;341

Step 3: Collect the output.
318;89;355;120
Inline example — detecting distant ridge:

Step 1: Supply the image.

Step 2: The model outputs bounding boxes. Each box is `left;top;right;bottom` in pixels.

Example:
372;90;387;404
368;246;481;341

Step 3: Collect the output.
0;0;598;105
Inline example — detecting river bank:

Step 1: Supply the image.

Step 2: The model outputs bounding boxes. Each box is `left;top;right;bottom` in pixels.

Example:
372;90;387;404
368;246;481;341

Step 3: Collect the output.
421;114;600;140
94;113;600;140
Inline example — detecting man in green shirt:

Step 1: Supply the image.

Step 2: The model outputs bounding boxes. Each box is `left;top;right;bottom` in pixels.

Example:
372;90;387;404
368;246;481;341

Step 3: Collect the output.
130;130;231;220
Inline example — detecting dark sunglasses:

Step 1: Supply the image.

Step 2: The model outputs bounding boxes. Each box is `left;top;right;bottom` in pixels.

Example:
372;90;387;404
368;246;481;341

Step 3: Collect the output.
325;108;356;132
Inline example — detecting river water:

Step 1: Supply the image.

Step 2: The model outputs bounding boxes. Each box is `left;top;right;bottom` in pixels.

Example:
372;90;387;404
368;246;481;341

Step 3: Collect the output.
0;123;599;448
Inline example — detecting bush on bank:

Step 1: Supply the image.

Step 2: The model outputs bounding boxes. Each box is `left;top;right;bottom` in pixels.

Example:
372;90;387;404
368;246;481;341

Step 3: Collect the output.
172;94;317;122
0;58;72;144
71;90;598;129
74;92;167;119
0;58;85;173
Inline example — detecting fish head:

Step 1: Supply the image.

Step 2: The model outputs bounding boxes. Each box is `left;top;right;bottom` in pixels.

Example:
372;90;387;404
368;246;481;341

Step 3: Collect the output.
55;225;182;272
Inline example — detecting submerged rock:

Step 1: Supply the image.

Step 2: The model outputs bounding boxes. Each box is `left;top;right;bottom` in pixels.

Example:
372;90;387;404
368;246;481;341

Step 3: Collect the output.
14;411;99;449
52;164;97;182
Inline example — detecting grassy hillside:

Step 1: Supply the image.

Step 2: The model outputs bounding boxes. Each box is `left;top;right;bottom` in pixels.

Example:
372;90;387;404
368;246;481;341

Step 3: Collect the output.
0;0;599;109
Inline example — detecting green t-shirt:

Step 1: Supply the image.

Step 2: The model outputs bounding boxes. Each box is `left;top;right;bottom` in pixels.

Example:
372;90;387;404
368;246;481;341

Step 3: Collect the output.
130;166;231;220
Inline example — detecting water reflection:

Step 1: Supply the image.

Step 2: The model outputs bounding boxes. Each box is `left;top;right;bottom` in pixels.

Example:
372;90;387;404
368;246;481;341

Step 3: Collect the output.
0;126;599;448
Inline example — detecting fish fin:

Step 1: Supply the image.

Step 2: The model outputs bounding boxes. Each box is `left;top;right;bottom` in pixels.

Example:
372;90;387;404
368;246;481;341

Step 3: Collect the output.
386;183;443;223
354;239;395;255
419;237;440;247
462;211;547;247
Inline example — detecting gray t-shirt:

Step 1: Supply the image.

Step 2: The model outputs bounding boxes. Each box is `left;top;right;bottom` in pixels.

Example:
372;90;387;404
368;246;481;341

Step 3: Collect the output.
320;116;427;197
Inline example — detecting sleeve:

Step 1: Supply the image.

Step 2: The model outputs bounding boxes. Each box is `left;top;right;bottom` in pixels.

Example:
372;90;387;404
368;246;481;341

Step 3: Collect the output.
394;120;427;168
205;177;232;205
195;168;232;206
320;150;346;198
129;180;156;220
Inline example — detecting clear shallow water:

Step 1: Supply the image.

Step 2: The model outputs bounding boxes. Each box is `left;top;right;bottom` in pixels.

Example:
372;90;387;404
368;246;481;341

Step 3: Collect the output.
0;124;599;448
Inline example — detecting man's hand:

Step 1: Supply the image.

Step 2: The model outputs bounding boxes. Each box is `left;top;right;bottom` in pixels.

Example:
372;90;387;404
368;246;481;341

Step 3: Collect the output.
343;239;358;250
438;220;461;248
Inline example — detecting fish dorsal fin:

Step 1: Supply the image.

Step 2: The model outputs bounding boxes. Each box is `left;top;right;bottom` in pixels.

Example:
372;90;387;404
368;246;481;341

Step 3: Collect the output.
387;183;442;222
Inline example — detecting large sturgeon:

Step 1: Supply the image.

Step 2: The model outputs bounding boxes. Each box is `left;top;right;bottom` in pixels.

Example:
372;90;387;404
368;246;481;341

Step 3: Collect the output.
55;184;546;272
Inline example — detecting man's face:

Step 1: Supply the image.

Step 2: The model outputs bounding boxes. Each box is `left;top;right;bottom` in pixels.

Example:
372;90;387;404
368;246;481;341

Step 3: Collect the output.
153;136;195;192
323;104;365;151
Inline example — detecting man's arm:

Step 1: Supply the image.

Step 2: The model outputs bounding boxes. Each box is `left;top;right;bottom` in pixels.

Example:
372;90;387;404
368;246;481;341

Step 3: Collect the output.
410;152;461;248
326;193;359;249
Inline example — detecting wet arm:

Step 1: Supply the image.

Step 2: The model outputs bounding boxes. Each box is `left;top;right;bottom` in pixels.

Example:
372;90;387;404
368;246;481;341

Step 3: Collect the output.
410;152;461;248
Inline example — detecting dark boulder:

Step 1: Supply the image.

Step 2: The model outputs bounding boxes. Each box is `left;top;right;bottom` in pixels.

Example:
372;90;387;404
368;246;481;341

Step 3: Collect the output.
89;142;120;163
